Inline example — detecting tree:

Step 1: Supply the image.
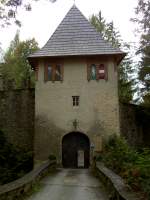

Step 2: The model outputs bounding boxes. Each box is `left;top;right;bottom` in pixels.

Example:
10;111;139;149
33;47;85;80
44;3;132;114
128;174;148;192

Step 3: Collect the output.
90;12;135;103
132;0;150;106
119;43;136;103
0;31;39;88
90;12;122;48
0;0;56;27
0;44;4;62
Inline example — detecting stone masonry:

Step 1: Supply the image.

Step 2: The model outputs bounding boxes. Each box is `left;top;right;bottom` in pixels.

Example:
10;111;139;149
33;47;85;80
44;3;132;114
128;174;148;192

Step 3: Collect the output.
35;57;120;162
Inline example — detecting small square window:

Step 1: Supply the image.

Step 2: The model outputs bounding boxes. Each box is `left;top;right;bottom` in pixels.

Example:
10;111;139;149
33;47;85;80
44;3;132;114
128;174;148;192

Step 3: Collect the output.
72;96;79;107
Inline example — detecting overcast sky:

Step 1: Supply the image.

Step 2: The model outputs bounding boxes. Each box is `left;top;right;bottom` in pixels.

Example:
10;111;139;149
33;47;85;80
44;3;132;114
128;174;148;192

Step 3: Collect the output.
0;0;138;52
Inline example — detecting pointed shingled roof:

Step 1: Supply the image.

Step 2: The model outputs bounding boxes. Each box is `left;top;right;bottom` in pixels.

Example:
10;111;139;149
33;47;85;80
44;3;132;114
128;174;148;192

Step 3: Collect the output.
29;5;125;58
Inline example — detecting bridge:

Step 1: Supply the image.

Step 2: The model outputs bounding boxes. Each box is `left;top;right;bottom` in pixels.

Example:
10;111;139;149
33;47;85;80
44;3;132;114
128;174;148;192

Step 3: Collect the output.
27;168;109;200
0;161;139;200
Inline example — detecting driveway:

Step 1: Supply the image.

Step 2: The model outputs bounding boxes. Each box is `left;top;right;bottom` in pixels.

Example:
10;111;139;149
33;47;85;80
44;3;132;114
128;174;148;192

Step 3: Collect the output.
27;168;109;200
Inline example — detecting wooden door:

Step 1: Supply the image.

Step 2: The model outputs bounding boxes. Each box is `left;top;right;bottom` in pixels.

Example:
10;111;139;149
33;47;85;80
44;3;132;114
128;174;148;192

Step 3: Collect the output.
62;132;90;168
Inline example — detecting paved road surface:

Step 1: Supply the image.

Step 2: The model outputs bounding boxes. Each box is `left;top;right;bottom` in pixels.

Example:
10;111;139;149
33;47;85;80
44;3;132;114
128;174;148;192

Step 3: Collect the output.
27;168;109;200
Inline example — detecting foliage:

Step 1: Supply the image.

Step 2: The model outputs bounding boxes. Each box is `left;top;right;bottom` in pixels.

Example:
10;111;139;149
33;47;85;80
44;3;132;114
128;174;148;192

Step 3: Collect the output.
0;0;56;27
20;182;42;200
132;0;150;105
48;154;56;160
90;12;121;48
0;44;4;61
97;135;150;198
0;129;33;185
119;44;136;103
90;12;135;103
0;32;39;88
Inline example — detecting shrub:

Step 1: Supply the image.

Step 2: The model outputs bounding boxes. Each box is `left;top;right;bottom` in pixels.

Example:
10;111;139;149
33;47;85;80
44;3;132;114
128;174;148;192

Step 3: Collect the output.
96;135;150;198
48;154;56;161
0;130;33;185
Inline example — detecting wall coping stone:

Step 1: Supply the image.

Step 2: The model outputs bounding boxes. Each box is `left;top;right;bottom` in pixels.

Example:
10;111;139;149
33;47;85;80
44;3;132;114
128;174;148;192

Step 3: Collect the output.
96;162;139;200
0;160;55;195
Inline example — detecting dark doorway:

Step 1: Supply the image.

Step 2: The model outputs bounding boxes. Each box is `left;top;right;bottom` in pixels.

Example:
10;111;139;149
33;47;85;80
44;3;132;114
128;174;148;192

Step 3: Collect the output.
62;132;90;168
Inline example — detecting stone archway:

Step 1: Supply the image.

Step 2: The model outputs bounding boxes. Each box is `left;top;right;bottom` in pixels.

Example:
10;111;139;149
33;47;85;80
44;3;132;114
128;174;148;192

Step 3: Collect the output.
62;132;90;168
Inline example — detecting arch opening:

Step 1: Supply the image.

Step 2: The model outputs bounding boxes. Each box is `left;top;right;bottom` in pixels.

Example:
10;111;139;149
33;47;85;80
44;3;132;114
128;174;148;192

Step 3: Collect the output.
62;132;90;168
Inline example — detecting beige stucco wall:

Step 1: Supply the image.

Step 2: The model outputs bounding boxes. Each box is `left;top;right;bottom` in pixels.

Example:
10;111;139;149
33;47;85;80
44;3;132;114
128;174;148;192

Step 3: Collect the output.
35;56;120;163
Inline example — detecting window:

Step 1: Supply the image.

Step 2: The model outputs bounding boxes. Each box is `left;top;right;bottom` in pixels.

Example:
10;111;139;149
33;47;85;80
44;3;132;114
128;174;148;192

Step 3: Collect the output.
48;65;52;81
55;64;62;81
44;63;63;82
72;96;79;107
90;64;97;80
98;64;105;79
87;63;108;81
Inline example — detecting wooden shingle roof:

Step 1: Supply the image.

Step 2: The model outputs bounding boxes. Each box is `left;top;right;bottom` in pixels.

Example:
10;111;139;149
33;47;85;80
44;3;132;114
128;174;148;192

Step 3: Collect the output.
29;5;125;58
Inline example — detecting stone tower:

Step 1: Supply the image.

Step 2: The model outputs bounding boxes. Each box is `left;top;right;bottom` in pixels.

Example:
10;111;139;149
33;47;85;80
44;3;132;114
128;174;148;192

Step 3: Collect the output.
28;5;125;167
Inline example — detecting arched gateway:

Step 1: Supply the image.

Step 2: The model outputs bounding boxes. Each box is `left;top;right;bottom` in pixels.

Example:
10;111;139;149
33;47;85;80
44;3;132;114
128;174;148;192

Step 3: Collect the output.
62;132;90;168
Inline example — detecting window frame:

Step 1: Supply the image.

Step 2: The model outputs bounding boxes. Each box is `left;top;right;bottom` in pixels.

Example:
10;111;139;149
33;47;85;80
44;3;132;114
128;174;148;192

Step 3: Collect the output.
72;96;80;107
87;63;108;81
44;62;64;82
98;64;106;80
47;64;53;81
55;64;63;81
90;64;97;80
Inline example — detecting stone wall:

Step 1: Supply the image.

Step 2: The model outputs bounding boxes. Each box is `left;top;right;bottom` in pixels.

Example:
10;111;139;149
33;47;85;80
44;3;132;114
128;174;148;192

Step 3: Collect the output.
120;103;150;148
35;56;120;162
0;160;56;200
0;88;35;151
0;82;149;164
96;162;139;200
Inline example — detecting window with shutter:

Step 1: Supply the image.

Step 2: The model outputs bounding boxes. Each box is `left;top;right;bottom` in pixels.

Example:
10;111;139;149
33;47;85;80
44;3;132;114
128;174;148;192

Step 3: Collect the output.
48;65;53;81
44;63;63;82
98;64;105;79
87;63;108;81
87;64;90;81
90;64;97;80
55;64;62;81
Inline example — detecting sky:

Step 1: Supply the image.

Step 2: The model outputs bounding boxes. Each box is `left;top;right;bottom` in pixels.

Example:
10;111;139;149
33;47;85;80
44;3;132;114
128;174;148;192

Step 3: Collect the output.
0;0;139;53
